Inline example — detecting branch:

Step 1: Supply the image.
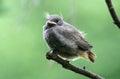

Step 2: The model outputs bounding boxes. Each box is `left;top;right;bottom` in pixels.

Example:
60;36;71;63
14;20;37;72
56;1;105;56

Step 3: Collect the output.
46;51;104;79
105;0;120;29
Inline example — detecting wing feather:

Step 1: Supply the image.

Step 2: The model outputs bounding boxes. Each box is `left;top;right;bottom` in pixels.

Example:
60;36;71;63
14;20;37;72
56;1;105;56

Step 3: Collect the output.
56;23;92;51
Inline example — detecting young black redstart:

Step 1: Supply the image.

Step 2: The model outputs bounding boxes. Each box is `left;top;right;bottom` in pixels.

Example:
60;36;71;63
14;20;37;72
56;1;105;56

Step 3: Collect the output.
43;14;95;63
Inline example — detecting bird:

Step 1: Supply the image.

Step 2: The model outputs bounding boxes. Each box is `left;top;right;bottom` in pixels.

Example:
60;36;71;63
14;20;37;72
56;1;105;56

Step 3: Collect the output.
43;14;95;63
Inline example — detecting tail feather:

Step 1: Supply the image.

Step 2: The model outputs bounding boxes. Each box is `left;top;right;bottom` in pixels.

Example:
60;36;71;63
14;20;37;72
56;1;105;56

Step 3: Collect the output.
88;51;95;63
80;51;95;63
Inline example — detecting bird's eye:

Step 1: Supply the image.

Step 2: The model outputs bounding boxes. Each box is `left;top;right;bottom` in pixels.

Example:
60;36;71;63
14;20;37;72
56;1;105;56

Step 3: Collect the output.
54;19;59;23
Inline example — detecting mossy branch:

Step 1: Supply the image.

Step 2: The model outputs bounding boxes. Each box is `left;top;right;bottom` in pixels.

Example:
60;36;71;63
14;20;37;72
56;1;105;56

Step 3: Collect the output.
46;50;104;79
105;0;120;29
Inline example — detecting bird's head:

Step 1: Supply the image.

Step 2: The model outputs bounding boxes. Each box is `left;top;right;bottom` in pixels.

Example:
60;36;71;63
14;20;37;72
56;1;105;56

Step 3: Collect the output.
46;14;63;27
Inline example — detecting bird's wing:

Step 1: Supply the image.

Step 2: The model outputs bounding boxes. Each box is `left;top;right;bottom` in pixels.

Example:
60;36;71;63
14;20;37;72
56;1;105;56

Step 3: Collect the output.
56;23;92;51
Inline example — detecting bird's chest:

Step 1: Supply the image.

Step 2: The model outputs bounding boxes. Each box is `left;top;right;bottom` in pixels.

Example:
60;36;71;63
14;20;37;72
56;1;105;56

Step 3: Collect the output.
44;28;65;49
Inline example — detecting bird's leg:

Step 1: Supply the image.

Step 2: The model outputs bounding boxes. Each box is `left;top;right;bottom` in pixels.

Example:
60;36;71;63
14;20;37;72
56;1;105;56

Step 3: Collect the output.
47;48;57;54
46;48;58;60
52;48;58;54
46;49;70;63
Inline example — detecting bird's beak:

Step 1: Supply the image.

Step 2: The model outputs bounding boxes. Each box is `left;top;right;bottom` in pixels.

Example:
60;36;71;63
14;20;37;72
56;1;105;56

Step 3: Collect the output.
47;21;56;26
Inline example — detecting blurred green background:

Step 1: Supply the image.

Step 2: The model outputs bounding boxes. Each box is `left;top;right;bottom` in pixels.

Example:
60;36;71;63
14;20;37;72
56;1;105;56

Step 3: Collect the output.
0;0;120;79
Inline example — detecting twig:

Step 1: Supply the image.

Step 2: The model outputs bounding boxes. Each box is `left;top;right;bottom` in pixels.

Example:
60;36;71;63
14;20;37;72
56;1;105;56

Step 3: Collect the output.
46;50;104;79
105;0;120;29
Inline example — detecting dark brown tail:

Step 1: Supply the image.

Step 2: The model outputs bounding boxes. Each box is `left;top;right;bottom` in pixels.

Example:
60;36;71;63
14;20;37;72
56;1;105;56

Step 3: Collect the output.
88;51;95;63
